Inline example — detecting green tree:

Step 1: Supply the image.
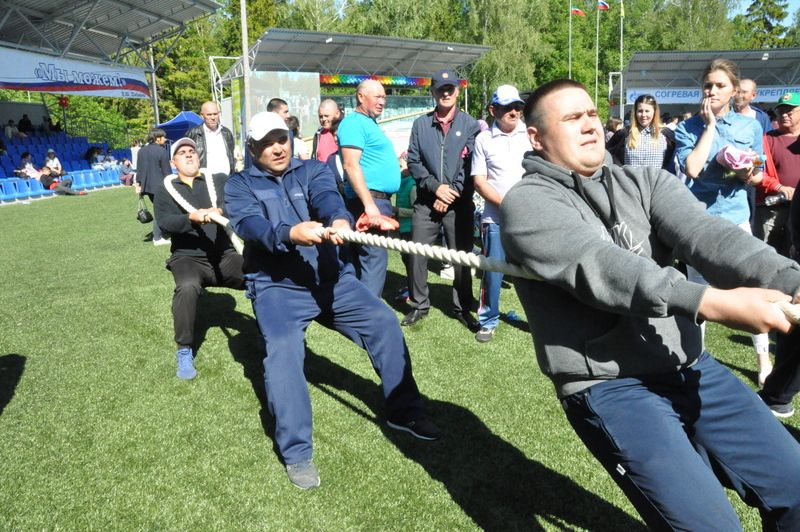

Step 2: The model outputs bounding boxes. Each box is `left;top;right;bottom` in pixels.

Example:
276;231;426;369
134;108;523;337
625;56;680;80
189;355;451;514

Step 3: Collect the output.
739;0;789;47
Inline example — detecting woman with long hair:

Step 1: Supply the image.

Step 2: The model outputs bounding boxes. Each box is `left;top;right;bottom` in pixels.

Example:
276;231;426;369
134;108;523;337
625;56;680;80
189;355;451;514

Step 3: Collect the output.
608;94;675;170
675;58;771;385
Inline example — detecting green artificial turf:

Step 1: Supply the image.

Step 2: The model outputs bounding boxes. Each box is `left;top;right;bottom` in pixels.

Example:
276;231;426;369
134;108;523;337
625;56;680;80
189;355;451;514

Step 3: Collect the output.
0;188;797;530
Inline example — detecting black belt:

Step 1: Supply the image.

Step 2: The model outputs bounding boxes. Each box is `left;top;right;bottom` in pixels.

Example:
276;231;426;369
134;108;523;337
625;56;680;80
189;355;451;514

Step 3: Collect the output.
369;189;392;199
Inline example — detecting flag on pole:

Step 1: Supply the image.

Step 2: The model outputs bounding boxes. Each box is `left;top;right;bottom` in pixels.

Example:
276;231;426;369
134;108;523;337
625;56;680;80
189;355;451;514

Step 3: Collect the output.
620;0;625;17
597;0;610;10
570;6;587;16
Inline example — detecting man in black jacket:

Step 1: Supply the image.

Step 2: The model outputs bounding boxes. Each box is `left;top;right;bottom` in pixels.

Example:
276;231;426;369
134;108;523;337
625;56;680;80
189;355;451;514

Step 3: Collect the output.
185;101;235;176
136;128;171;245
403;70;480;330
154;137;244;380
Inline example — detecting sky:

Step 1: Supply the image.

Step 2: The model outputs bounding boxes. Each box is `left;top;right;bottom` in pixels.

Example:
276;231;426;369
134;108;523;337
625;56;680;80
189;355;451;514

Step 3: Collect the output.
730;0;800;25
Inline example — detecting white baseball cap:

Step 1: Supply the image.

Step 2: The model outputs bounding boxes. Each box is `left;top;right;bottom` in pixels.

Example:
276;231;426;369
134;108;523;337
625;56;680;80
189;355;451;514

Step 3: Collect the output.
248;111;289;141
491;85;524;106
170;137;197;158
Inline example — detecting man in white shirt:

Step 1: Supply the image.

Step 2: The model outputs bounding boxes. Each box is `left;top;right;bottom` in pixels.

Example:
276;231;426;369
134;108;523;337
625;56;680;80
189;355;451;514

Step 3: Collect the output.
185;101;235;175
472;85;531;342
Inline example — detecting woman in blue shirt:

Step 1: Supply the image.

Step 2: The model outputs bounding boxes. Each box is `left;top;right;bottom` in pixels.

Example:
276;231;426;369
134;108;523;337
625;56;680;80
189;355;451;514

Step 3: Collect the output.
675;58;771;385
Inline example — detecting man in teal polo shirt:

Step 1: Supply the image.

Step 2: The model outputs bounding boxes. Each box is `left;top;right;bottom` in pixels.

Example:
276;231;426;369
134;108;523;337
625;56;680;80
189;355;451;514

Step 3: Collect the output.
339;79;401;297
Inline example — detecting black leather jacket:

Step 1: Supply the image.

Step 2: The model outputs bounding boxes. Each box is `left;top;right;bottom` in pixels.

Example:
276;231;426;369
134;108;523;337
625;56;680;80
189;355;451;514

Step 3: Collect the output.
185;124;235;175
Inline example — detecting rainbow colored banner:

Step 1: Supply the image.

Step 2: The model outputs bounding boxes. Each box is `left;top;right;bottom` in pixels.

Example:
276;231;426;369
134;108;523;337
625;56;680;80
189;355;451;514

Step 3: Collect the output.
319;74;468;88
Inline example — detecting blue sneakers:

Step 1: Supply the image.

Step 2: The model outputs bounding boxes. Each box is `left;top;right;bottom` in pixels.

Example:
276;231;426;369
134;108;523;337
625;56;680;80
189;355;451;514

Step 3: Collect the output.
176;347;196;380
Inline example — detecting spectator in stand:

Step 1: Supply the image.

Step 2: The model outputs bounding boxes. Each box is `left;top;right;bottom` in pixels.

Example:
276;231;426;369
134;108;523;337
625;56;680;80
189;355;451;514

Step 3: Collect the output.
313;99;342;162
675;58;771;386
734;79;773;134
338;79;401;297
17;114;33;135
0;136;6;156
607;94;675;171
136;128;172;246
15;152;40;179
286;116;310;160
185;101;235;176
5;120;19;140
471;85;530;343
754;92;800;258
44;148;66;176
39;166;85;196
154;137;244;381
402;70;480;330
119;158;135;186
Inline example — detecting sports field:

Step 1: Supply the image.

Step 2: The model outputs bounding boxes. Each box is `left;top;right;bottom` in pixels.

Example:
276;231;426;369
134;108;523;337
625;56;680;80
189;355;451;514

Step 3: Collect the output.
1;187;796;530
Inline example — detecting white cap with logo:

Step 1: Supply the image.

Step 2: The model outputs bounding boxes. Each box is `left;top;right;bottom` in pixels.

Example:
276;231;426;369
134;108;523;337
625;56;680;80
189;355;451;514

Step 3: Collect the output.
170;137;197;159
248;111;289;141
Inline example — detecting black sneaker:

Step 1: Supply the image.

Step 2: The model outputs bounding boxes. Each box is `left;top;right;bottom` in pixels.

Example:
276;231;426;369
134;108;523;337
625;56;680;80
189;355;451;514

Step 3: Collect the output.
285;459;320;490
387;418;442;441
769;403;795;418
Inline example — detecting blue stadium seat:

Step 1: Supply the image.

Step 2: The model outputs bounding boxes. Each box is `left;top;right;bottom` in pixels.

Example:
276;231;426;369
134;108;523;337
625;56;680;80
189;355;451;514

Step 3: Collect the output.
31;178;54;197
26;178;43;199
71;172;89;191
0;180;16;202
11;178;31;200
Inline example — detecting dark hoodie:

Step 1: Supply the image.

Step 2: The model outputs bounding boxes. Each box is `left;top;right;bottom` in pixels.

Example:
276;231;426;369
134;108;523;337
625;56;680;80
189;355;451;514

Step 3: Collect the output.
501;152;800;398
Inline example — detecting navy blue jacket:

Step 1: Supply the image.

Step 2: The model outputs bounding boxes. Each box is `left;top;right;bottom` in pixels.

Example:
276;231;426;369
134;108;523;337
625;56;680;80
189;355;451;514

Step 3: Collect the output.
224;158;353;287
406;109;480;207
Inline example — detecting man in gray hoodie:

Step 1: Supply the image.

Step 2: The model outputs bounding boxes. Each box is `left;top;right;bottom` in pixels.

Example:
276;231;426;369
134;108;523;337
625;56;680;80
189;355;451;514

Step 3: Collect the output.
501;79;800;530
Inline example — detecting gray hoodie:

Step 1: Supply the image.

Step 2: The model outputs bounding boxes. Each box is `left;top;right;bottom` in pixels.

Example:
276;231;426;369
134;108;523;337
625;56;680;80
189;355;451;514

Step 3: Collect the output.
501;152;800;398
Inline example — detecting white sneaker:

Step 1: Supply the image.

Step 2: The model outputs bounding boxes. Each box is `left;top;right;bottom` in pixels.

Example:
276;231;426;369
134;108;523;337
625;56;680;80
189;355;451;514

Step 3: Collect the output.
153;238;171;246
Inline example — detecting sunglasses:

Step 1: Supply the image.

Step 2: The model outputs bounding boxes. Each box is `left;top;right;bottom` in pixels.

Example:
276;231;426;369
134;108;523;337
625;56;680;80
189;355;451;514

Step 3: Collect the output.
497;103;524;114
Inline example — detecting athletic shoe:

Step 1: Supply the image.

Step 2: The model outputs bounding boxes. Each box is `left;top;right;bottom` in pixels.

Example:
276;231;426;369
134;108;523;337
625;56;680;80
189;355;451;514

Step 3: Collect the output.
286;459;320;490
154;238;171;246
768;403;795;418
175;347;196;380
387;418;442;441
475;327;496;343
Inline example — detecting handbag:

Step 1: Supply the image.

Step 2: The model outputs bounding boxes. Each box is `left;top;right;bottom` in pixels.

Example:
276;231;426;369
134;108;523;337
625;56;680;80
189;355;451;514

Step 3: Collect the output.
136;196;153;224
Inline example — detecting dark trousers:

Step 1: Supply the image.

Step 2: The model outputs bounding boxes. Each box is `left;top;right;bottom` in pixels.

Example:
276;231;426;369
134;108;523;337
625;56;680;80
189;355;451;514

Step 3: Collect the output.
167;252;244;346
344;196;394;297
408;200;474;313
248;272;423;464
142;193;164;241
762;327;800;407
562;352;800;531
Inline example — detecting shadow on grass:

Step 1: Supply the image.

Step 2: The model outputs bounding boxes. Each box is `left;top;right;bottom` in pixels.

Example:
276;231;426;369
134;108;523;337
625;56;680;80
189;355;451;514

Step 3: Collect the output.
728;333;755;348
194;292;281;459
717;359;759;388
303;349;645;531
384;270;479;331
0;354;26;417
784;423;800;443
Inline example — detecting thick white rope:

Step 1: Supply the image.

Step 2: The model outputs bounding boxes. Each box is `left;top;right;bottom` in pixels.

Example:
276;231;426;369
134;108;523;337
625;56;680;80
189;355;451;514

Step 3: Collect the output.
162;170;244;254
316;227;800;325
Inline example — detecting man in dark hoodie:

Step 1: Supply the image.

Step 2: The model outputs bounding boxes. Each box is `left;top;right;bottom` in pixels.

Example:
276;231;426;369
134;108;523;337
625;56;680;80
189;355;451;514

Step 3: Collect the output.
501;79;800;530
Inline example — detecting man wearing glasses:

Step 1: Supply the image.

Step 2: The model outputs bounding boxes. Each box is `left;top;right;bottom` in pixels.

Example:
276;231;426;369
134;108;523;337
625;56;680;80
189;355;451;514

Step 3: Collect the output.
471;85;530;342
403;69;481;330
754;92;800;258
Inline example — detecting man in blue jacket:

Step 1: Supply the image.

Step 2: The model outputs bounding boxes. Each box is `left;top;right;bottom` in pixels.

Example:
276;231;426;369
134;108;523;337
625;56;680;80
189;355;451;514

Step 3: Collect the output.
224;112;441;491
403;70;481;330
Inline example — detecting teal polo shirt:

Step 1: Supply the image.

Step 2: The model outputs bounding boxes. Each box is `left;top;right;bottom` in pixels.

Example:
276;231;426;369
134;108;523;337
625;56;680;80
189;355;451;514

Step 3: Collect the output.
337;111;400;193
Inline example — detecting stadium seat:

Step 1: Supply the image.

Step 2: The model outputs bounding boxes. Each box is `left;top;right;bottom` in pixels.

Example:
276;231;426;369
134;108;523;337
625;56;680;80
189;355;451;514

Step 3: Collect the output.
0;180;16;203
10;178;30;201
26;178;43;199
71;172;89;191
30;178;54;197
